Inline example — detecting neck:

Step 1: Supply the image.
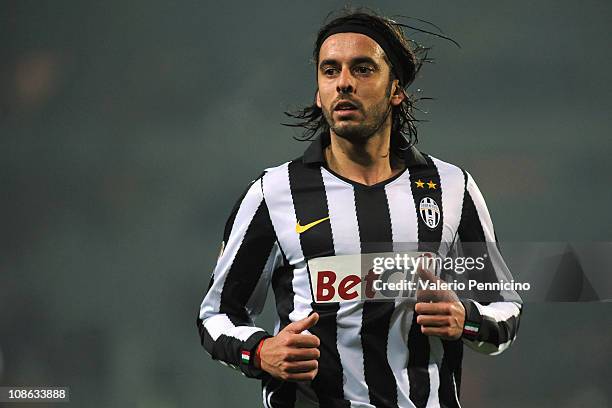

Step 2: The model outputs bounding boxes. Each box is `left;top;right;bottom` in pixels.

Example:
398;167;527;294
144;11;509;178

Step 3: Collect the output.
325;122;404;186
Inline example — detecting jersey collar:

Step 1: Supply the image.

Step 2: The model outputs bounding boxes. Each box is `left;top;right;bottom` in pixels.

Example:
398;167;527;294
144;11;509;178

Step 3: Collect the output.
302;132;429;168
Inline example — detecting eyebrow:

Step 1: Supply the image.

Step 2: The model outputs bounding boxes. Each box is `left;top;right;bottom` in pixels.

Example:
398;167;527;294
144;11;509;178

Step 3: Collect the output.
318;56;380;70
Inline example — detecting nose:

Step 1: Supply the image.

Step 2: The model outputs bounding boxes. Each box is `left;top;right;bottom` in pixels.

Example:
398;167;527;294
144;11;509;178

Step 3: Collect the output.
336;66;354;94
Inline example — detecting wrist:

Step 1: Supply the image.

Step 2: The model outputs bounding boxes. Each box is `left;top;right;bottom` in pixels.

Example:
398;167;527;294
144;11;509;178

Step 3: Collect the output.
254;338;266;369
460;299;483;340
239;331;272;379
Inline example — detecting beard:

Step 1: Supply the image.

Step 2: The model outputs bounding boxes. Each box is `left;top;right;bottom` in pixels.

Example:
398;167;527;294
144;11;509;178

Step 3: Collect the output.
321;86;393;145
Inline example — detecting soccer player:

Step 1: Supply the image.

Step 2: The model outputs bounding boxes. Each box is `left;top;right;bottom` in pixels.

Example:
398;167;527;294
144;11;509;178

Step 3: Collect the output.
197;9;522;408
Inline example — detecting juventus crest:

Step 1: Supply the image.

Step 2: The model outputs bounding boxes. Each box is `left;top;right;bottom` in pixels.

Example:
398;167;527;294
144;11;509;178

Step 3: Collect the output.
419;197;440;229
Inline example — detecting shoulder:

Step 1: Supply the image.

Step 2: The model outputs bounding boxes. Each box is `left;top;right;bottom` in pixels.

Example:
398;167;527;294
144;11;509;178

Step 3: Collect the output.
422;155;492;212
238;158;296;198
261;159;294;177
259;156;320;186
422;153;469;190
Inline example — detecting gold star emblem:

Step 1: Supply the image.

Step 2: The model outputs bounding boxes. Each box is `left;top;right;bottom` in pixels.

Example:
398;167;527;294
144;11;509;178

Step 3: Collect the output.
415;179;425;188
427;180;437;189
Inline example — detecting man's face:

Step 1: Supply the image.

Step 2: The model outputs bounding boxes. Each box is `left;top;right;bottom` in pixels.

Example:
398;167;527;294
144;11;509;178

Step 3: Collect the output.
316;32;404;143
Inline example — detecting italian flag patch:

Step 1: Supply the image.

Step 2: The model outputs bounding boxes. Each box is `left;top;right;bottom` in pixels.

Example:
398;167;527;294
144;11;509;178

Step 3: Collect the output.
464;322;479;335
241;350;251;364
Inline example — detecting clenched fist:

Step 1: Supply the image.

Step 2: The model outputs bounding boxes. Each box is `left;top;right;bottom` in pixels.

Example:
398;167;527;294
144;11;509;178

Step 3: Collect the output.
415;260;465;340
256;313;321;382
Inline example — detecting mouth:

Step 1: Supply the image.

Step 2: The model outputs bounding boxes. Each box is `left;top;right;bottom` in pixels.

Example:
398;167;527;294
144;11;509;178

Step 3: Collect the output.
334;101;357;111
334;100;359;112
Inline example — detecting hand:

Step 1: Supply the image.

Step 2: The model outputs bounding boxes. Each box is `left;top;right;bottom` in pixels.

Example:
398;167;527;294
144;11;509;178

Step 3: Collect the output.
415;260;465;340
257;313;320;382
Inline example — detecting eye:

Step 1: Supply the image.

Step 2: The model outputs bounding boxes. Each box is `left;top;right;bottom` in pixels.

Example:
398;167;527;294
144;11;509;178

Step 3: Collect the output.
354;65;374;75
323;67;338;76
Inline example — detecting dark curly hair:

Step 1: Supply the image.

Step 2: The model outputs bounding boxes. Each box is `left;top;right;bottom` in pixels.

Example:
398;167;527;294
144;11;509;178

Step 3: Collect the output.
283;7;458;149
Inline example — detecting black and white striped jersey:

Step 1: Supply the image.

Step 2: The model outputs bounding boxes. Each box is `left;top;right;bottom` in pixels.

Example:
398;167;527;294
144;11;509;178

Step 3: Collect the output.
197;133;522;408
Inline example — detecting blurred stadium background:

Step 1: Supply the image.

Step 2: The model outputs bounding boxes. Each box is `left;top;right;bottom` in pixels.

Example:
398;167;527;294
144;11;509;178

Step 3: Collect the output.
1;1;611;406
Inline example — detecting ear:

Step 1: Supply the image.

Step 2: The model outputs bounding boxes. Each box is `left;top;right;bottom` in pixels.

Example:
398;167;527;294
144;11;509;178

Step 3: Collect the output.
390;80;406;107
315;90;321;108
